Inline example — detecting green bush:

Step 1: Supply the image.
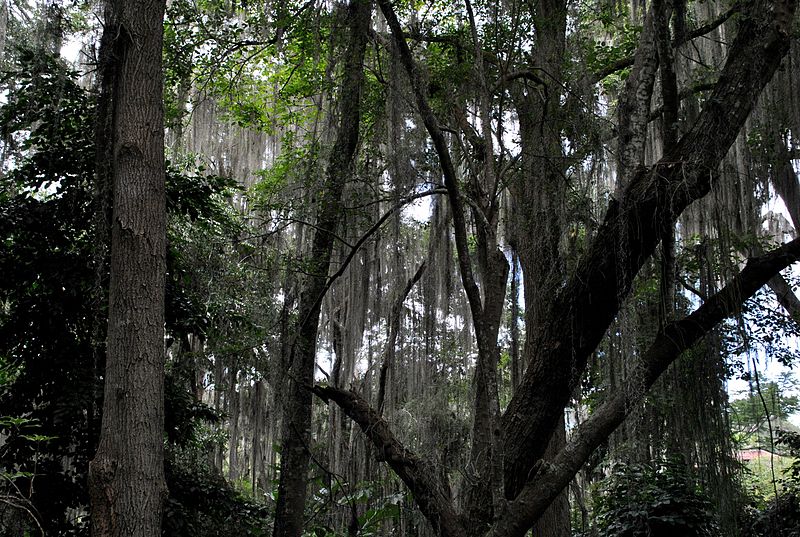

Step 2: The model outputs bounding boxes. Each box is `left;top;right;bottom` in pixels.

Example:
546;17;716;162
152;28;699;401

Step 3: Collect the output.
744;431;800;537
593;458;720;537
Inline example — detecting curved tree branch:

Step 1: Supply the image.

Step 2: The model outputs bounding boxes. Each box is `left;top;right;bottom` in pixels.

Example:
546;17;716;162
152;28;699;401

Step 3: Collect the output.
312;385;466;537
501;0;797;499
377;0;485;324
489;236;800;537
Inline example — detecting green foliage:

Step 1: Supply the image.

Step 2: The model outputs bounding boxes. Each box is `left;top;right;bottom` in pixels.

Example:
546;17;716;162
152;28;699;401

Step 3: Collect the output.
164;446;272;537
164;373;222;448
0;410;55;536
730;376;800;445
593;458;721;537
250;135;317;212
0;47;263;534
742;430;800;536
347;485;404;537
577;0;641;87
302;477;406;537
780;430;800;484
164;0;334;133
0;47;97;535
167;156;241;225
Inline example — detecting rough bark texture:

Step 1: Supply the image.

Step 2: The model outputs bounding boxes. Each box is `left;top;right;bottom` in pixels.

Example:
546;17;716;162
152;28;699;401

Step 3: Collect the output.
89;0;118;456
616;6;659;183
507;0;571;533
500;0;796;500
488;237;800;537
272;3;372;536
328;0;799;536
87;1;168;535
463;4;510;526
767;150;800;321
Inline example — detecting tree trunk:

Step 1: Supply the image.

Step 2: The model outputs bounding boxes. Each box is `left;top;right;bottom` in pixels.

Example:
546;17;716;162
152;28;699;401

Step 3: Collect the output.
501;0;796;501
507;0;572;533
228;365;241;483
87;1;168;535
531;418;570;537
272;3;372;536
336;0;797;535
252;378;265;496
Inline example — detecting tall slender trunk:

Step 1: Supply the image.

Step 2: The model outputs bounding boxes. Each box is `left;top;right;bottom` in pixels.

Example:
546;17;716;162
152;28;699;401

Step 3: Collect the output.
272;3;372;536
228;364;241;483
87;1;168;535
252;379;265;496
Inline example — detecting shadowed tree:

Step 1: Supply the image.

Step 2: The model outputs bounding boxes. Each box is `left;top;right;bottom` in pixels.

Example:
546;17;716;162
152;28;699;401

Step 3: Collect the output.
272;2;373;536
313;0;800;536
88;0;168;535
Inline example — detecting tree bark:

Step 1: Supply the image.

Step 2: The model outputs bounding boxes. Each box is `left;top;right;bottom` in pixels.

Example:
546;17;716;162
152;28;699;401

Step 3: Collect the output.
88;1;168;535
316;1;799;536
766;147;800;321
378;3;510;528
500;0;796;499
507;0;571;532
313;237;800;537
488;237;800;537
272;3;372;536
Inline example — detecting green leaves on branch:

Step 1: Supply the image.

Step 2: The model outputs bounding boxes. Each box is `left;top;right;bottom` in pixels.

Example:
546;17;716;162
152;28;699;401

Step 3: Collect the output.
593;458;720;537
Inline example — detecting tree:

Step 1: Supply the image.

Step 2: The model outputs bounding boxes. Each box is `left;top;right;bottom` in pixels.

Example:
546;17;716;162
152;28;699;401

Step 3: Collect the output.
731;374;800;445
313;0;800;535
4;0;800;535
0;40;254;536
272;2;373;536
87;0;169;535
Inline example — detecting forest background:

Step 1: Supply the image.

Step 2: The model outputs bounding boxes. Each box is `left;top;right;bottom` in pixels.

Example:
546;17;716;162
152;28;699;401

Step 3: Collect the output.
2;0;800;536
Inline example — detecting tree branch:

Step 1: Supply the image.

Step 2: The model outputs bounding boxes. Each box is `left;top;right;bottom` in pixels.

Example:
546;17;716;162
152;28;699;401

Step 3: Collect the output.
302;187;446;335
377;261;428;414
501;0;796;499
588;3;739;83
489;237;800;537
312;385;466;537
377;0;486;323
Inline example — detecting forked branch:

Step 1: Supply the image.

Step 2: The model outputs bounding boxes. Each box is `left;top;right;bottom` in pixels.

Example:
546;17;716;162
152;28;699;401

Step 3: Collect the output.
489;237;800;537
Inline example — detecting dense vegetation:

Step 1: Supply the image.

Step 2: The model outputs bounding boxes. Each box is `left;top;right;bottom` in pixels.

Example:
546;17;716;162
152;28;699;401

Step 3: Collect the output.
1;0;800;536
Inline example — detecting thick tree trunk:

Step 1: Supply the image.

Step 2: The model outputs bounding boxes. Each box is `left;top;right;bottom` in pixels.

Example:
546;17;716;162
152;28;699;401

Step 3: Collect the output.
272;3;372;536
87;1;168;535
488;237;800;537
501;0;796;500
766;148;800;321
342;1;797;536
530;419;570;537
507;0;572;533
